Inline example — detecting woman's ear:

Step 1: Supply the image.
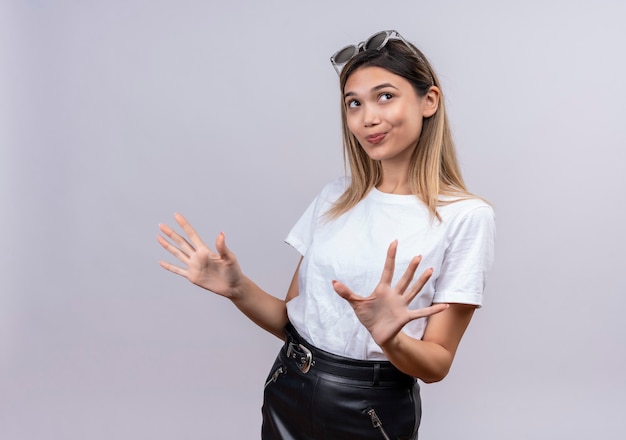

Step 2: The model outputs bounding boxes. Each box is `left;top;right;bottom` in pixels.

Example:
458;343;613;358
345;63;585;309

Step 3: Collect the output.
423;86;440;118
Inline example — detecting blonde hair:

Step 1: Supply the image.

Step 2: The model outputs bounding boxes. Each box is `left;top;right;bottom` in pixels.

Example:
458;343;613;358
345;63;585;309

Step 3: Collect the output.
327;39;473;221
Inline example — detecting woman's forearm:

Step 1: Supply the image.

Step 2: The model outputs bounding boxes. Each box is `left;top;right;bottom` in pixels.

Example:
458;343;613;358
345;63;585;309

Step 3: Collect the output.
381;304;476;382
229;276;289;339
380;333;453;383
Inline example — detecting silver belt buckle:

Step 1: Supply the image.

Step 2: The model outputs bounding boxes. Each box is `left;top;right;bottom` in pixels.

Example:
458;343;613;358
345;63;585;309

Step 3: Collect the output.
287;342;313;374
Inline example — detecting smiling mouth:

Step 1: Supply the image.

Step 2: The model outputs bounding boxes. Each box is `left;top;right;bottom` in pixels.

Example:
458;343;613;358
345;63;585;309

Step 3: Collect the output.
365;133;386;144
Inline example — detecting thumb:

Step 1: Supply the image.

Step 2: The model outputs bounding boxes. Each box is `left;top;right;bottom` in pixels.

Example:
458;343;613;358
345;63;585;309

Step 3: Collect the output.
332;280;357;301
215;232;234;260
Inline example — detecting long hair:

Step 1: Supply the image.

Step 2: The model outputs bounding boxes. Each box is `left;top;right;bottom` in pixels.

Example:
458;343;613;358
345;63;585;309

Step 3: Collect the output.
327;39;472;221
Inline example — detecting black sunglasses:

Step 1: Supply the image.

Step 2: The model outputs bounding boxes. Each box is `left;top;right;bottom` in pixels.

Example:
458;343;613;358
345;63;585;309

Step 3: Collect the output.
330;30;420;75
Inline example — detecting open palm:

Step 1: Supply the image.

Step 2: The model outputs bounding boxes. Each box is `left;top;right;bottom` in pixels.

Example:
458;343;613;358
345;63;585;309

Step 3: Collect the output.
332;240;448;346
157;213;243;298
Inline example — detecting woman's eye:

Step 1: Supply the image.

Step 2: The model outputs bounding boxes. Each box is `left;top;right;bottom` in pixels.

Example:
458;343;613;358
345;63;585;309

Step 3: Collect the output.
347;99;360;109
379;93;393;102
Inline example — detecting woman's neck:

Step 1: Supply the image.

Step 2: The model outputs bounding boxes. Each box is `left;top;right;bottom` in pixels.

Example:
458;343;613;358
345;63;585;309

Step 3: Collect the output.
376;163;412;195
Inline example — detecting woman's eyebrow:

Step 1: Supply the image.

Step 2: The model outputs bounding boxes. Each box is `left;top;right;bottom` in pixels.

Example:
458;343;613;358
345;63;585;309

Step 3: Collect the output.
372;83;399;92
344;83;399;98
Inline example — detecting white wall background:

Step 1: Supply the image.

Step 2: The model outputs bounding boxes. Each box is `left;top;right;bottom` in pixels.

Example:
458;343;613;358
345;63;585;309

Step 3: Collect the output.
2;0;625;438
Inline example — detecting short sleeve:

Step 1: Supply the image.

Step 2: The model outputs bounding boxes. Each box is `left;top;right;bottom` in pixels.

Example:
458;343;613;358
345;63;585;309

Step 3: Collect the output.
433;205;496;306
284;177;349;256
284;195;321;256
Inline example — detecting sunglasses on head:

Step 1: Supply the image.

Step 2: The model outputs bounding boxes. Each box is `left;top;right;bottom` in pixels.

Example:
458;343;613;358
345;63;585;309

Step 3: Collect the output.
330;30;421;76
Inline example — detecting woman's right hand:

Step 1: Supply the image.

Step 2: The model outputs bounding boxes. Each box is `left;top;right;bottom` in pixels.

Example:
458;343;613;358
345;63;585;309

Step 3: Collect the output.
157;213;244;299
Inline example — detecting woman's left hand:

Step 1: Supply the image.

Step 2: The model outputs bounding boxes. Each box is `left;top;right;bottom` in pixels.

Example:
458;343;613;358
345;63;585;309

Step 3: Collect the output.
332;240;449;347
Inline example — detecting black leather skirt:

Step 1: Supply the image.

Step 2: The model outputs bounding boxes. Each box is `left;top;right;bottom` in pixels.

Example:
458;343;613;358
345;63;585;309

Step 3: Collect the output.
261;323;421;440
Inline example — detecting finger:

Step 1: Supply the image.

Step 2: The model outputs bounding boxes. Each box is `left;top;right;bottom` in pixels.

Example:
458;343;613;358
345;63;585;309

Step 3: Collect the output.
395;255;422;294
159;222;195;255
404;267;434;303
407;303;449;321
214;232;233;260
332;280;366;303
158;260;189;278
174;213;209;250
157;234;190;262
379;240;398;286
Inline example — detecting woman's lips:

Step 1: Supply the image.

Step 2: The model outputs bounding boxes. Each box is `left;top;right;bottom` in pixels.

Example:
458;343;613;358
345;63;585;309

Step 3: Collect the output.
365;133;386;144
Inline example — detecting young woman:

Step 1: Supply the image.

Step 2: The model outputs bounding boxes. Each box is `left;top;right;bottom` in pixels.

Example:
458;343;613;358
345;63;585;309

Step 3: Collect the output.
158;30;495;439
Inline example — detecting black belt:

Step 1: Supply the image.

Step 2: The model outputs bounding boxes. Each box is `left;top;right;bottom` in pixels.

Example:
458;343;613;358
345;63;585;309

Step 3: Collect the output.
282;323;414;386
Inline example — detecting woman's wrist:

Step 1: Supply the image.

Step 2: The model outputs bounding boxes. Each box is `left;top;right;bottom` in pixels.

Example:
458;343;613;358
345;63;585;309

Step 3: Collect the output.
379;331;403;355
228;276;251;302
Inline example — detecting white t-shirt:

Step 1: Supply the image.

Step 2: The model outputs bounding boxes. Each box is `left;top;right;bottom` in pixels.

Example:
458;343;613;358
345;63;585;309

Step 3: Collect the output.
285;177;495;360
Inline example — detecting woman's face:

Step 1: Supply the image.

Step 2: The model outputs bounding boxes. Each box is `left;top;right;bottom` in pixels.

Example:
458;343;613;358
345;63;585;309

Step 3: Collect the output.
343;66;436;166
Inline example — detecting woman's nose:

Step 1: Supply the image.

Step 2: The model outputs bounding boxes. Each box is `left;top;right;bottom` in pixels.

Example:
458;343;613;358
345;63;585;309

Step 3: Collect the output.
363;105;381;127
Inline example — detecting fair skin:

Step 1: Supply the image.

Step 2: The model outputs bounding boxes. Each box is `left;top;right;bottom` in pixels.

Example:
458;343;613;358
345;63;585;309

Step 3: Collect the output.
158;65;476;383
336;67;477;381
344;66;432;194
